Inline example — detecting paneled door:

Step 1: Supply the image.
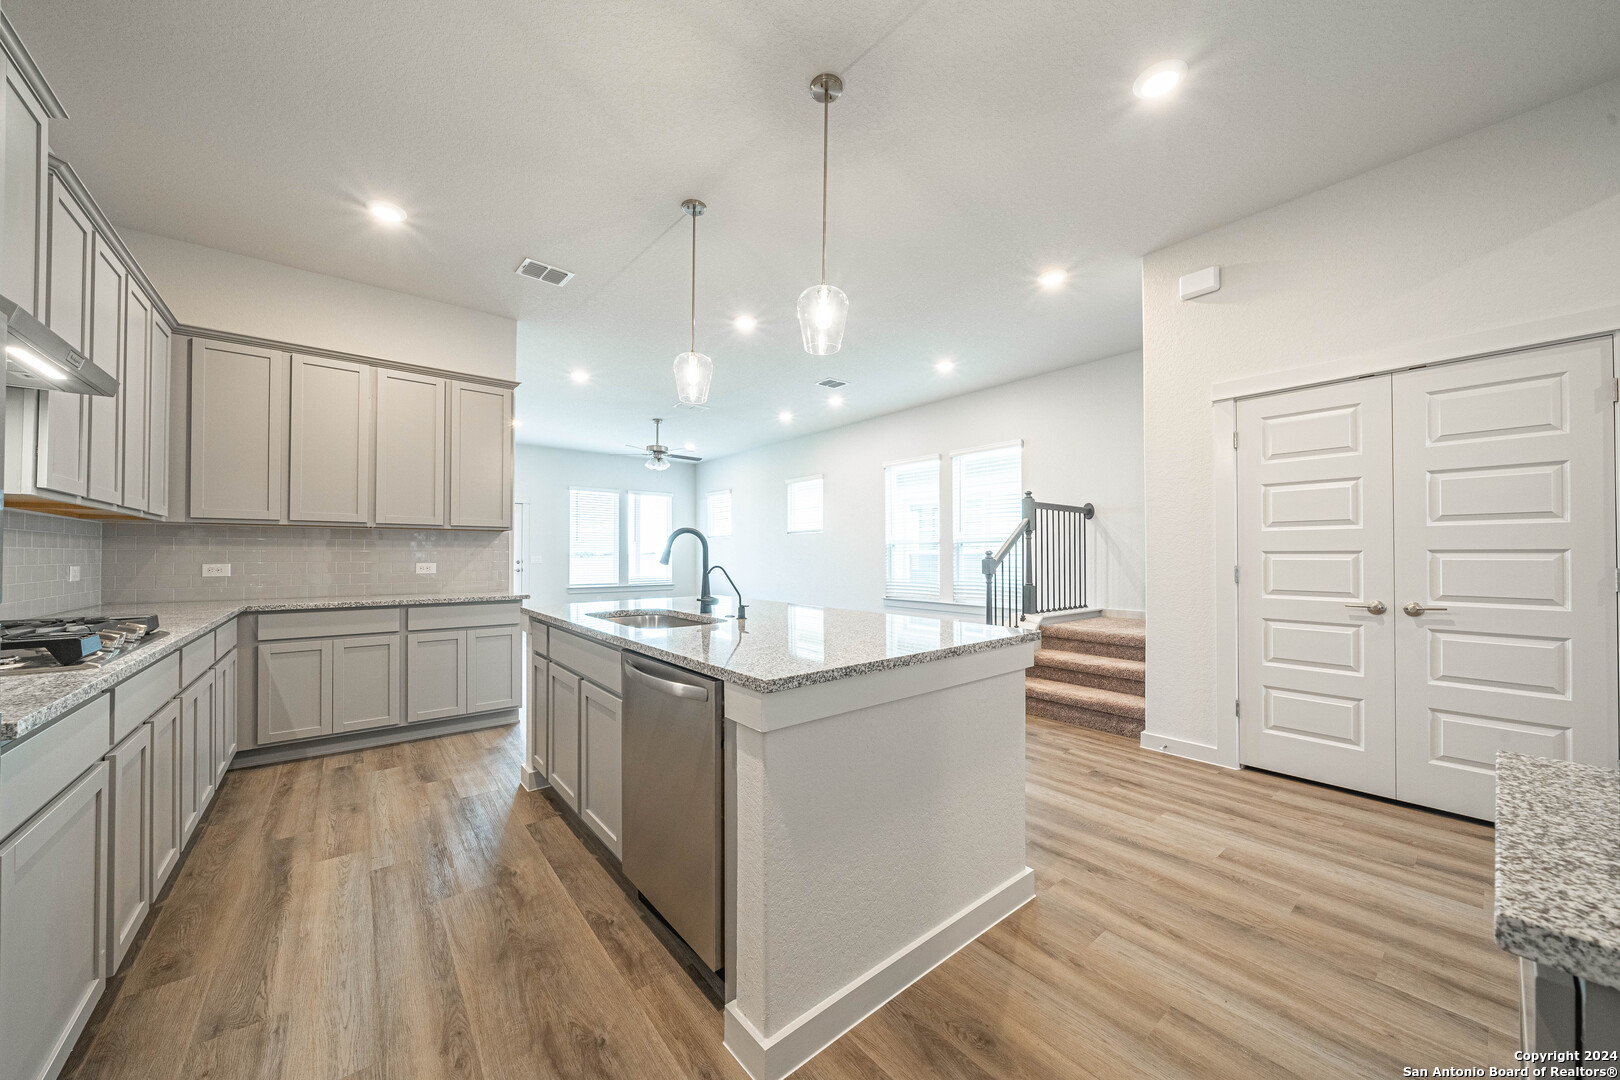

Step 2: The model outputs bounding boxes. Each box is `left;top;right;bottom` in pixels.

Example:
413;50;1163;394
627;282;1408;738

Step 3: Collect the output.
85;237;124;505
1391;338;1618;818
1236;377;1398;796
289;354;372;523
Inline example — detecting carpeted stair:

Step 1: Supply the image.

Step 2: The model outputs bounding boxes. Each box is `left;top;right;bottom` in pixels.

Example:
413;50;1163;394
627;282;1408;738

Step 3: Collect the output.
1025;617;1146;739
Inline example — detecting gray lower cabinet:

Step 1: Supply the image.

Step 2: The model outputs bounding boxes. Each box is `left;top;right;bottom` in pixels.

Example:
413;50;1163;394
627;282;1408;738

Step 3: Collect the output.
179;670;215;845
528;652;549;780
333;634;402;733
257;639;333;744
213;650;237;784
579;682;623;858
407;630;468;723
105;723;152;975
148;700;182;895
468;625;523;714
0;761;109;1080
548;666;582;810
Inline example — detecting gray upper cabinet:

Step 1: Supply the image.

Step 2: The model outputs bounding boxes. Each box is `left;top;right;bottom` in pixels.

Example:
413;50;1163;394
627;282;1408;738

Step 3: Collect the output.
190;340;288;521
448;381;513;528
147;319;171;517
375;369;446;526
86;236;123;506
119;281;152;512
1;55;48;317
289;354;372;523
257;639;332;745
38;172;91;497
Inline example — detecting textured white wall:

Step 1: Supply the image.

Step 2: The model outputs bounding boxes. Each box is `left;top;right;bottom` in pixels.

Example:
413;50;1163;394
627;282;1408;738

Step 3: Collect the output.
694;352;1145;615
513;444;700;610
121;230;517;381
1141;78;1620;752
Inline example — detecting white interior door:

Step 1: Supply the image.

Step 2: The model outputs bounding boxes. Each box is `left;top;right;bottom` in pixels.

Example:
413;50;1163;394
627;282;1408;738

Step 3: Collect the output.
1237;377;1398;795
1392;338;1619;818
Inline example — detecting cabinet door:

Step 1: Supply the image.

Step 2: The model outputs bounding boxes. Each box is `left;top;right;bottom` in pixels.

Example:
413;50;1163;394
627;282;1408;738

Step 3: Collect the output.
190;340;288;520
106;723;152;974
448;381;513;528
220;650;238;763
580;682;623;858
334;634;401;733
406;630;467;724
1;57;48;317
548;667;582;810
179;671;215;843
38;175;92;497
528;653;550;779
146;320;171;516
119;281;152;512
0;762;107;1080
86;237;124;505
149;700;182;895
468;625;522;713
257;640;333;745
289;354;372;523
374;369;446;526
212;652;235;785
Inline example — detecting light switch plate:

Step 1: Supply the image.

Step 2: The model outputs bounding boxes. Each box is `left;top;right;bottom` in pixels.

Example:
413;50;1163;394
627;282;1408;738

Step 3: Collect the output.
416;562;437;575
202;563;231;578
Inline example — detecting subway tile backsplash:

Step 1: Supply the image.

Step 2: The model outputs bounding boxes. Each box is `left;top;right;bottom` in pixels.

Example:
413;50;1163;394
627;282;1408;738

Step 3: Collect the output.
0;510;105;619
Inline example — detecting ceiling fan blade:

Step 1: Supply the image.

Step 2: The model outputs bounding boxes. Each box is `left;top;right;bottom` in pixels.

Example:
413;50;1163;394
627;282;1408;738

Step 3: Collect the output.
668;453;703;462
625;444;649;451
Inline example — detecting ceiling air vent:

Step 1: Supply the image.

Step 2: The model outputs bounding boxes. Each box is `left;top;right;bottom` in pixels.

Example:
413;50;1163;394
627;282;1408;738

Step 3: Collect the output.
515;258;575;286
816;378;847;389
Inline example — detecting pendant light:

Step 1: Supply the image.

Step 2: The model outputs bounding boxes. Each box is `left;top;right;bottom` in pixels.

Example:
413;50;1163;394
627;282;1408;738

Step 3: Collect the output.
673;199;713;405
797;73;848;356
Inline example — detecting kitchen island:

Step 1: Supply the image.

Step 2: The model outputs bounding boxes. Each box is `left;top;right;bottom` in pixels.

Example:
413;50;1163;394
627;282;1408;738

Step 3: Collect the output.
523;595;1039;1080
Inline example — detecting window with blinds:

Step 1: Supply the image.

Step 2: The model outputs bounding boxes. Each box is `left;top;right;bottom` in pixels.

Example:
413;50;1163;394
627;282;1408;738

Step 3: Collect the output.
568;488;619;586
952;444;1023;605
628;491;674;584
786;476;824;533
706;490;733;536
884;457;940;600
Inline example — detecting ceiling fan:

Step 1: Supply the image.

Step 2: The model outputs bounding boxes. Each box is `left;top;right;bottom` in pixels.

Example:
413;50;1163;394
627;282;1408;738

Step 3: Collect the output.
626;418;701;471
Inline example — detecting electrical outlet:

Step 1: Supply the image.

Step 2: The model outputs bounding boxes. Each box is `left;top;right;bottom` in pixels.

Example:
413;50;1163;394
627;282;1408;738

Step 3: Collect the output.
68;565;81;582
202;563;232;578
416;562;437;575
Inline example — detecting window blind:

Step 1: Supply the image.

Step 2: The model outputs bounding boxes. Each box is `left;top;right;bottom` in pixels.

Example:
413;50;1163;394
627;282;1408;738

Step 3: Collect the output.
568;488;619;586
786;476;824;533
952;444;1023;605
706;490;733;536
628;491;674;584
884;457;940;600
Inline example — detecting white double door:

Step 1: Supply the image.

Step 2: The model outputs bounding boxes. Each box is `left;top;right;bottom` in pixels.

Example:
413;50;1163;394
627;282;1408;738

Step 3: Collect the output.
1236;338;1618;819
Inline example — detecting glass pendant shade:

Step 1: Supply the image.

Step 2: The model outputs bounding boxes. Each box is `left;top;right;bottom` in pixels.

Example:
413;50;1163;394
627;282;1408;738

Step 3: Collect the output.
797;283;848;356
673;350;713;405
645;455;671;472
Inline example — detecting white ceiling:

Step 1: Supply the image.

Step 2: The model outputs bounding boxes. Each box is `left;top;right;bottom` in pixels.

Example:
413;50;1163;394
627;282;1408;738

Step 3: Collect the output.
12;0;1620;458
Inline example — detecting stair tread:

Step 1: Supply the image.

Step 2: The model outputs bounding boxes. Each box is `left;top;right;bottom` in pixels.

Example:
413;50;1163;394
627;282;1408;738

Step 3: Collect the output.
1032;649;1145;680
1024;677;1145;719
1040;617;1146;648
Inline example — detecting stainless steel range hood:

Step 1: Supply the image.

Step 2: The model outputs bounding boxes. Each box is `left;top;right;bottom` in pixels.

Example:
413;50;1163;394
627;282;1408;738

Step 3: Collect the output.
0;294;117;396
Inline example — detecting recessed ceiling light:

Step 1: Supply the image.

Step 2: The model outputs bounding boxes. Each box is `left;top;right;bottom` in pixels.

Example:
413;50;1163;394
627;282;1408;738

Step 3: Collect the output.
367;201;408;224
1037;269;1067;289
935;358;956;374
778;410;794;423
828;394;845;408
1133;60;1187;100
734;314;758;332
569;369;590;385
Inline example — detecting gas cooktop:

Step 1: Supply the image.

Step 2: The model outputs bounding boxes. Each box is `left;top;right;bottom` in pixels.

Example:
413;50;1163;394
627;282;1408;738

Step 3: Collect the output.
0;614;164;672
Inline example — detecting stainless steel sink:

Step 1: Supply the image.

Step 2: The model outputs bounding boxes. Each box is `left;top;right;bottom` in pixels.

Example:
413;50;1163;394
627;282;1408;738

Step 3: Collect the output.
588;610;722;629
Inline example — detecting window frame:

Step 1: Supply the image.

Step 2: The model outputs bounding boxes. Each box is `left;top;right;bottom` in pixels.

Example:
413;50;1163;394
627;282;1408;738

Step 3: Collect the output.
705;488;733;537
567;486;622;588
882;454;942;602
627;489;676;586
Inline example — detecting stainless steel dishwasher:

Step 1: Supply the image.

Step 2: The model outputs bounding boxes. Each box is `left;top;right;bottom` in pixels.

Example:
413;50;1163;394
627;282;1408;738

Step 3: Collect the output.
621;652;725;972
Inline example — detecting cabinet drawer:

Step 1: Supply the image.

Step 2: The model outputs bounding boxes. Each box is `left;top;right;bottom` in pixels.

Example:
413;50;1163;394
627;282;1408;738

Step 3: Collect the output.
528;618;548;657
112;652;180;744
407;602;521;631
214;617;238;658
180;633;215;688
0;693;111;841
549;628;621;694
258;607;402;641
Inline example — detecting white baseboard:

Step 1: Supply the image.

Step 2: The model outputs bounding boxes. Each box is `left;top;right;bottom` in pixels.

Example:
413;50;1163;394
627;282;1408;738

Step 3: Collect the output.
723;866;1035;1080
519;763;546;791
1139;730;1238;769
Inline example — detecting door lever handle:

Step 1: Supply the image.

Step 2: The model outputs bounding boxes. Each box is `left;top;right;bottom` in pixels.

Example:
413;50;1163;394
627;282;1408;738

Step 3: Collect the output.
1345;600;1387;615
1403;602;1448;616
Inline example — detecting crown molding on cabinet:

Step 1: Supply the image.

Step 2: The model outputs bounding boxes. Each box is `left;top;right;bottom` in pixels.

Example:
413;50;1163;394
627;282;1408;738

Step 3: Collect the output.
47;156;179;328
172;325;520;390
0;12;68;119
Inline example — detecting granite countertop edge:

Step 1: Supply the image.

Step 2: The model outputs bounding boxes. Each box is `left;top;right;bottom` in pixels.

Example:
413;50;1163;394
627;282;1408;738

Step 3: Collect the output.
0;594;528;745
521;605;1039;694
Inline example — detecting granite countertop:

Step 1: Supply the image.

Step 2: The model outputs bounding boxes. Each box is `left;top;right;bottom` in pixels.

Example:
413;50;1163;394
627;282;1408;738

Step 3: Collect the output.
523;595;1039;694
0;594;527;746
1494;751;1620;988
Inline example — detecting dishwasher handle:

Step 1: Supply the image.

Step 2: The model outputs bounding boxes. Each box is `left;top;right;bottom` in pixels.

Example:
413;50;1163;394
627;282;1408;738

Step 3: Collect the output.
624;658;711;701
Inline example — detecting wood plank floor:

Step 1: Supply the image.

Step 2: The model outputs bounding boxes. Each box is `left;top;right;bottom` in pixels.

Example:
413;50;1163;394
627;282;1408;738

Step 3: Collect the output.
63;717;1518;1080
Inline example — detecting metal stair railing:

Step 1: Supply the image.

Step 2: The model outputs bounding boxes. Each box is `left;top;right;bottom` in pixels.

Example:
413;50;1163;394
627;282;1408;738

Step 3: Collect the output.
982;492;1094;627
